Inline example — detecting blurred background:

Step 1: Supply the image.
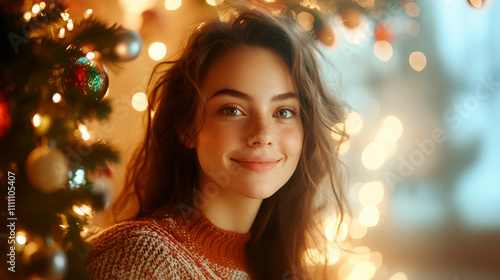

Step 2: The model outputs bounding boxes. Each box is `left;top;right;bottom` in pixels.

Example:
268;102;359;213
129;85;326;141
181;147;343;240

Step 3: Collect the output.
64;0;500;279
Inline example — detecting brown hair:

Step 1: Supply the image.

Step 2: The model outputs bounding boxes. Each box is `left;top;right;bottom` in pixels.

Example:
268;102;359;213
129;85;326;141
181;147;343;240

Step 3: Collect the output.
108;5;348;279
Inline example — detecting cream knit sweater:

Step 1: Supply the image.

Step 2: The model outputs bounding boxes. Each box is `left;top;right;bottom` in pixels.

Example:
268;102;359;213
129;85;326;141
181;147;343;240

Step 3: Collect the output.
85;208;253;279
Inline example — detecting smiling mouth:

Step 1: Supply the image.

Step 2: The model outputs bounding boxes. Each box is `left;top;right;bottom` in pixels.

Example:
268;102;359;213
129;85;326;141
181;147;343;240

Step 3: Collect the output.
231;158;281;173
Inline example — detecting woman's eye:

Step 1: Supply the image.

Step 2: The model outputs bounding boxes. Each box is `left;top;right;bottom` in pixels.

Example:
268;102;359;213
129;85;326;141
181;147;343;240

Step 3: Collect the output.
274;109;296;119
222;107;241;116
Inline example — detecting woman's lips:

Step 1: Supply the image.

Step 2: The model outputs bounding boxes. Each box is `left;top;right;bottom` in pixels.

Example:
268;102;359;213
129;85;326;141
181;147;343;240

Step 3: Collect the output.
231;157;281;173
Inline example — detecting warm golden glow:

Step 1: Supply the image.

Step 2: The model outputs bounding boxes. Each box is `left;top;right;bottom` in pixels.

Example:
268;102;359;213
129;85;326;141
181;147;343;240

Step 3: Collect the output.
374;40;393;62
132;92;148;112
206;0;224;6
73;205;85;216
39;2;46;10
409;51;427;72
381;115;403;140
32;114;42;127
67;19;74;31
349;261;377;279
52;93;62;103
16;231;27;245
338;140;350;155
148;42;167;61
324;215;349;243
23;12;32;21
359;205;380;227
32;4;40;14
389;272;408;280
330;123;345;141
349;218;368;239
358;181;385;206
86;52;95;59
345;111;363;134
61;12;70;21
370;251;383;269
58;28;65;39
296;12;315;31
361;142;387;170
165;0;182;11
405;2;420;17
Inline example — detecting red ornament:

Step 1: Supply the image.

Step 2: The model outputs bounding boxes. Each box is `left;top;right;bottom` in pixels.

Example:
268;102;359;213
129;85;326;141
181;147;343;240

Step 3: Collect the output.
375;23;392;42
63;57;109;101
0;91;11;139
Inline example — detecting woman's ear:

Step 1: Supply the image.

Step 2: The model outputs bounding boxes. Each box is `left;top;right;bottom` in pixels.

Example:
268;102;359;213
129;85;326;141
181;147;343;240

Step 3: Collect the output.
178;132;197;149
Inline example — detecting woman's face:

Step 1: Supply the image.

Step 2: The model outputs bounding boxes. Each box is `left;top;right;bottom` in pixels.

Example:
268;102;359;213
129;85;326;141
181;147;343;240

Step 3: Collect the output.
192;46;303;200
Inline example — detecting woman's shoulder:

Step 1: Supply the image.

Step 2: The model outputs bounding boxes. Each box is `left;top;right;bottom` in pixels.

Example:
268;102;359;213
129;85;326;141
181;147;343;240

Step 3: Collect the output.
85;216;192;279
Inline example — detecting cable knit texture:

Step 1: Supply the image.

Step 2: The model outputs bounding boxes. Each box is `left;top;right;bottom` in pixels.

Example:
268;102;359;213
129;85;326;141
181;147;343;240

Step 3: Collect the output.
85;207;252;279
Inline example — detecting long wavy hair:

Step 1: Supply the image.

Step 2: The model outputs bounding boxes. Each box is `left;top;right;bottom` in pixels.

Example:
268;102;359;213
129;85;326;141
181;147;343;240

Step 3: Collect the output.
107;5;348;279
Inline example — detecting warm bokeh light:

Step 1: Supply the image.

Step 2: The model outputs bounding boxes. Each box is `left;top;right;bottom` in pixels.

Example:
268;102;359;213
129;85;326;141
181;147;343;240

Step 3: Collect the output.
409;51;427;72
23;12;31;21
165;0;182;11
73;205;85;216
132;92;148;111
361;142;387;170
16;231;27;245
324;215;349;243
359;181;385;206
359;205;380;227
348;261;377;280
39;2;46;10
343;27;366;45
206;0;224;6
349;218;368;239
330;123;345;141
148;42;167;61
381;115;403;140
61;12;70;21
345;111;363;134
86;52;95;59
326;244;341;265
32;114;41;127
370;251;384;269
405;2;420;17
58;28;65;39
32;4;40;14
374;40;393;62
389;272;408;280
67;19;74;31
52;93;62;103
296;12;315;31
86;9;93;15
405;19;420;36
338;140;350;155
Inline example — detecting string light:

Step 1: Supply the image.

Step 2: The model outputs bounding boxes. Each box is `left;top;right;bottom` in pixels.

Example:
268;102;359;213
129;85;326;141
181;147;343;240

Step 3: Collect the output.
16;231;27;245
32;114;42;127
73;205;85;216
67;19;74;31
86;52;95;59
32;4;41;14
206;0;224;6
23;12;32;21
52;93;62;103
61;12;70;21
39;2;46;10
58;28;65;39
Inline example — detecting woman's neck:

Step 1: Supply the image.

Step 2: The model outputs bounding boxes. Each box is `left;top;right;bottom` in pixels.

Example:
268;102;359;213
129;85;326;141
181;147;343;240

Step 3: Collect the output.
199;184;263;234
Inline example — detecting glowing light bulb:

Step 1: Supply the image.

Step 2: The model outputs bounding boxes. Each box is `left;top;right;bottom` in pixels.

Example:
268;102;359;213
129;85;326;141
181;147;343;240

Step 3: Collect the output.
24;12;32;21
73;205;85;216
206;0;224;6
32;4;40;14
58;28;65;39
86;52;95;59
67;19;74;31
16;231;27;245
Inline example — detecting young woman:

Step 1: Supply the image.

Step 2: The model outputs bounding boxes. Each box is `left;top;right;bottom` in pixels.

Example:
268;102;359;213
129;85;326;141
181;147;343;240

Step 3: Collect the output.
85;5;348;280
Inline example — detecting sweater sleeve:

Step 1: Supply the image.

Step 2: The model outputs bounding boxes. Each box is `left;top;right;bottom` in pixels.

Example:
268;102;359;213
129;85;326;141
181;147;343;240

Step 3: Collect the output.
85;221;191;280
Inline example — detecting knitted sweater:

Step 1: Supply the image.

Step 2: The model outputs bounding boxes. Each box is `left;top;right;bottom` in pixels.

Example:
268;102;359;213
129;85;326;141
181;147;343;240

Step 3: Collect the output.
85;208;253;279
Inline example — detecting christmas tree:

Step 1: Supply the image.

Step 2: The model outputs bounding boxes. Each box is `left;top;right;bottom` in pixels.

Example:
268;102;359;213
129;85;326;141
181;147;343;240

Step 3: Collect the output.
0;0;141;279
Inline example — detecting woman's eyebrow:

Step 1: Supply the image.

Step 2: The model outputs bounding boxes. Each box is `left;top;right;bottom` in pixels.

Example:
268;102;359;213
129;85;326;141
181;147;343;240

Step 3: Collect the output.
210;88;298;101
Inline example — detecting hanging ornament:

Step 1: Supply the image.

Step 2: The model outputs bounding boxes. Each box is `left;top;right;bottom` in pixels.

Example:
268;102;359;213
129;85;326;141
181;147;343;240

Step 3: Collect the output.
63;57;109;101
25;145;68;193
22;236;68;280
317;26;335;47
0;91;11;139
112;28;143;61
340;7;363;29
375;23;392;42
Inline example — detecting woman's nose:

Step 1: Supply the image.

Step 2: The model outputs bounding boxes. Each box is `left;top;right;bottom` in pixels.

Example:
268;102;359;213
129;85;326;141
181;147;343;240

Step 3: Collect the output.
246;116;274;148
